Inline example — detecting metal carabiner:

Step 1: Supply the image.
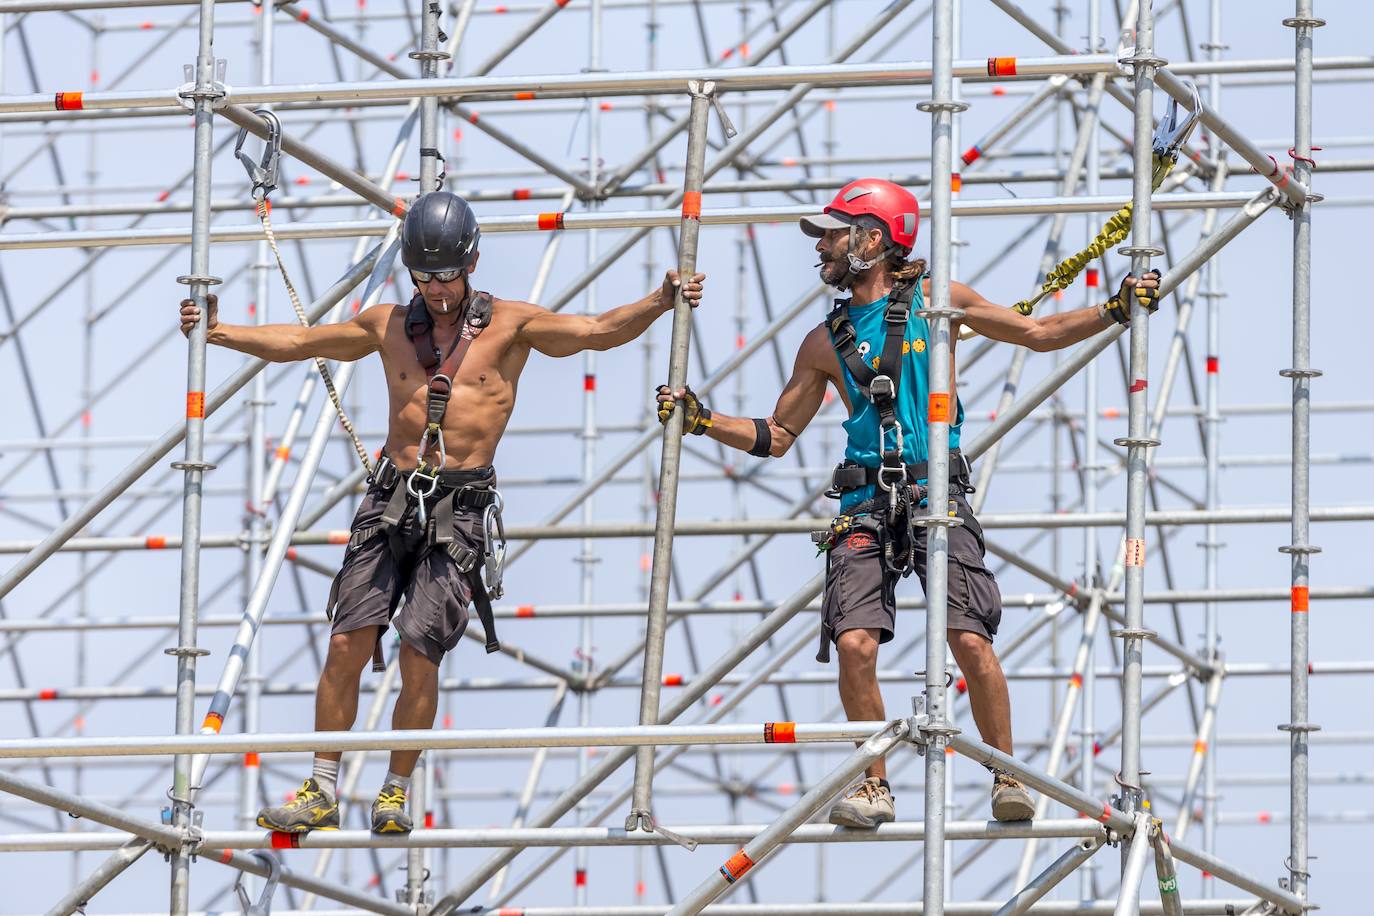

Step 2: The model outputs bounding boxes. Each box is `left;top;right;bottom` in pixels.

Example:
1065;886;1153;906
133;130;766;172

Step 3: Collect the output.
1152;80;1202;164
234;851;282;915
482;489;507;600
234;108;282;202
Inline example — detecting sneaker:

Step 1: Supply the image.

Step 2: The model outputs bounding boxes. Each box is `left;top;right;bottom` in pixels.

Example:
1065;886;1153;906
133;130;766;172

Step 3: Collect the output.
256;778;339;833
991;772;1035;822
828;776;895;828
371;783;413;834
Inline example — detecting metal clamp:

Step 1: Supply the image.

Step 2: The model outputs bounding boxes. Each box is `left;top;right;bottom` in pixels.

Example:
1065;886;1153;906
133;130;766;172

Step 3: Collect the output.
482;490;508;600
235;851;283;915
175;60;230;111
234;109;282;202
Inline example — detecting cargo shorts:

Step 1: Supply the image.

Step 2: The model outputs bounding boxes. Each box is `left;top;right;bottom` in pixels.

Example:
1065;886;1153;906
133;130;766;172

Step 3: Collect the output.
328;486;487;666
818;493;1002;661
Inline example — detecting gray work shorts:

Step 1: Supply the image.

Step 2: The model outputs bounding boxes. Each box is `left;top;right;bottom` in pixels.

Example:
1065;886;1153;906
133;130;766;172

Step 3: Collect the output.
819;495;1002;659
328;486;485;666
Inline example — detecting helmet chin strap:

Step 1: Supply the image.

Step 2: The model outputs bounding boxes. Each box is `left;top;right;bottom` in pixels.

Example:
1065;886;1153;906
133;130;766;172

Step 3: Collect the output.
825;224;894;291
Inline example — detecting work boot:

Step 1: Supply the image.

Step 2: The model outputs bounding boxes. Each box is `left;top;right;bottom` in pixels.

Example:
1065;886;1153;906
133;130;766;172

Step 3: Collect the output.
256;778;339;833
828;776;895;828
371;782;414;834
991;771;1035;822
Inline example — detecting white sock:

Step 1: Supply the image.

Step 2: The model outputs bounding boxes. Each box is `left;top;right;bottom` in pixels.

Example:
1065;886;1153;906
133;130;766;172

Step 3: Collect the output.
384;770;412;794
312;757;340;799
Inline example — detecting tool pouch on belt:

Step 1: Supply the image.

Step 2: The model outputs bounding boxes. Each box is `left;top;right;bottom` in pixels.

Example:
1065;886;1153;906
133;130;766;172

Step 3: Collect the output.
814;514;887;664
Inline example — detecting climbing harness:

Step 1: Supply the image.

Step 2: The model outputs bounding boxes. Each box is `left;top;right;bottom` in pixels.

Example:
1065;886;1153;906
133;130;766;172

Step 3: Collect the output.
813;275;982;663
822;277;924;578
1009;81;1203;317
235;109;374;476
327;456;505;668
398;287;508;608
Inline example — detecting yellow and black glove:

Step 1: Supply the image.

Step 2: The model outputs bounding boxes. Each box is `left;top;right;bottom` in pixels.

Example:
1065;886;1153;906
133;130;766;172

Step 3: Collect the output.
1103;270;1163;326
655;384;712;435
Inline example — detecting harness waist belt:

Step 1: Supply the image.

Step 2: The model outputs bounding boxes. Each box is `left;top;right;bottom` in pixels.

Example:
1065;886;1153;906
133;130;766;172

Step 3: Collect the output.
830;449;968;492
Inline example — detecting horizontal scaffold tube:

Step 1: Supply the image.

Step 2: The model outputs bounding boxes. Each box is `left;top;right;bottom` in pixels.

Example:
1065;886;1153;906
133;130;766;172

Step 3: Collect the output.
0;55;1117;114
4;504;1366;554
1;819;1106;852
0;720;887;759
0;192;1265;250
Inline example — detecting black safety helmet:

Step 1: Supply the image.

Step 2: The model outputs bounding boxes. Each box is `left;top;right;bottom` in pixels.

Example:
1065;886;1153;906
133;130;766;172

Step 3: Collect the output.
400;191;481;274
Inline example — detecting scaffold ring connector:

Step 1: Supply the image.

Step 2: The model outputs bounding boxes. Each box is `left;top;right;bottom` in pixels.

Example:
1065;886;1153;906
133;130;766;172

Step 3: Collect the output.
916;100;969;114
1112;437;1161;448
164;646;211;658
1109;628;1157;641
1281;16;1327;28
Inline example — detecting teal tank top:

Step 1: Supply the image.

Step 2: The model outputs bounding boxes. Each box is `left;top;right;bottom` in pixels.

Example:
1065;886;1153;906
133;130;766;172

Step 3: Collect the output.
824;284;964;513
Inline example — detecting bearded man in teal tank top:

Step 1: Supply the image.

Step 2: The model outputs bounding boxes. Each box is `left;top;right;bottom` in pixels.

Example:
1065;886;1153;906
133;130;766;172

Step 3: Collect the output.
656;178;1162;828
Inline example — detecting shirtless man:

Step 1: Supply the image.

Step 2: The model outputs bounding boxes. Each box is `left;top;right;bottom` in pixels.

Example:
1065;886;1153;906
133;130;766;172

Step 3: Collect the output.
657;178;1159;827
180;191;704;834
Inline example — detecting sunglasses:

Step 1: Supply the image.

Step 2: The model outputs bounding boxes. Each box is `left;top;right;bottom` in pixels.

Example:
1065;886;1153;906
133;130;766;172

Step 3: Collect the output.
411;269;464;284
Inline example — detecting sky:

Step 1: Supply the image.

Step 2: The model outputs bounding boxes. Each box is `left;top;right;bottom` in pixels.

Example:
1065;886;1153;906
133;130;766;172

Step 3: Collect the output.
0;0;1371;912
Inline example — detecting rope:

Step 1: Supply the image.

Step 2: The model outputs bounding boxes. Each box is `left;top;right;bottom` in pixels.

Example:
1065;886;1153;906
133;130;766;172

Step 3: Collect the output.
257;198;375;477
1011;153;1176;316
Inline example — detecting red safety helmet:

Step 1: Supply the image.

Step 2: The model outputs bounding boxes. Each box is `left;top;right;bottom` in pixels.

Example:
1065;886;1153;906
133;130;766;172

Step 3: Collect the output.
800;179;919;255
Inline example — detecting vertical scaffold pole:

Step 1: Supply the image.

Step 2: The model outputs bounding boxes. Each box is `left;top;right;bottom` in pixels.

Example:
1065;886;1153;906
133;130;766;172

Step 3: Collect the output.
576;0;605;899
627;81;712;836
1200;0;1224;894
1281;0;1322;905
1114;0;1161;867
1079;0;1103;900
410;0;447;904
239;0;274;899
917;2;965;913
169;0;223;908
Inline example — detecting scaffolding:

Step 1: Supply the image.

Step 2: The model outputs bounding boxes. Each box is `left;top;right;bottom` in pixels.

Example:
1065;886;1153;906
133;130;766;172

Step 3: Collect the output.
0;0;1362;912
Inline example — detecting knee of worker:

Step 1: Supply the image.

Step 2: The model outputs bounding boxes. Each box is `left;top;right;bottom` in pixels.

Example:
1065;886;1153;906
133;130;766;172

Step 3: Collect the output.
948;628;999;677
397;641;440;688
835;628;881;673
323;628;378;679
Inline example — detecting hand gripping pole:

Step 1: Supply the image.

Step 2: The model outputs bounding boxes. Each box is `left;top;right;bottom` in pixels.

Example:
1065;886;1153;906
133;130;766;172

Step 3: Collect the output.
624;80;715;851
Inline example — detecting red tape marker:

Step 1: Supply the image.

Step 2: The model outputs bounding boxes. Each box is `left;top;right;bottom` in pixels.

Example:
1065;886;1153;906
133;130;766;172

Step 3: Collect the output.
763;721;796;744
1129;379;1147;394
39;689;58;700
55;92;84;111
244;752;260;767
1291;586;1310;613
537;212;565;231
681;191;702;220
186;391;205;419
203;712;224;733
146;535;168;549
270;831;301;849
516;604;535;618
986;57;1017;77
1206;356;1219;374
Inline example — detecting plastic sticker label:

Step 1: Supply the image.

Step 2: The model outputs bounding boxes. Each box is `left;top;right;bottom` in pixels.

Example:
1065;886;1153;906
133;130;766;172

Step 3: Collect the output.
1125;537;1145;567
928;392;951;424
720;849;754;883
